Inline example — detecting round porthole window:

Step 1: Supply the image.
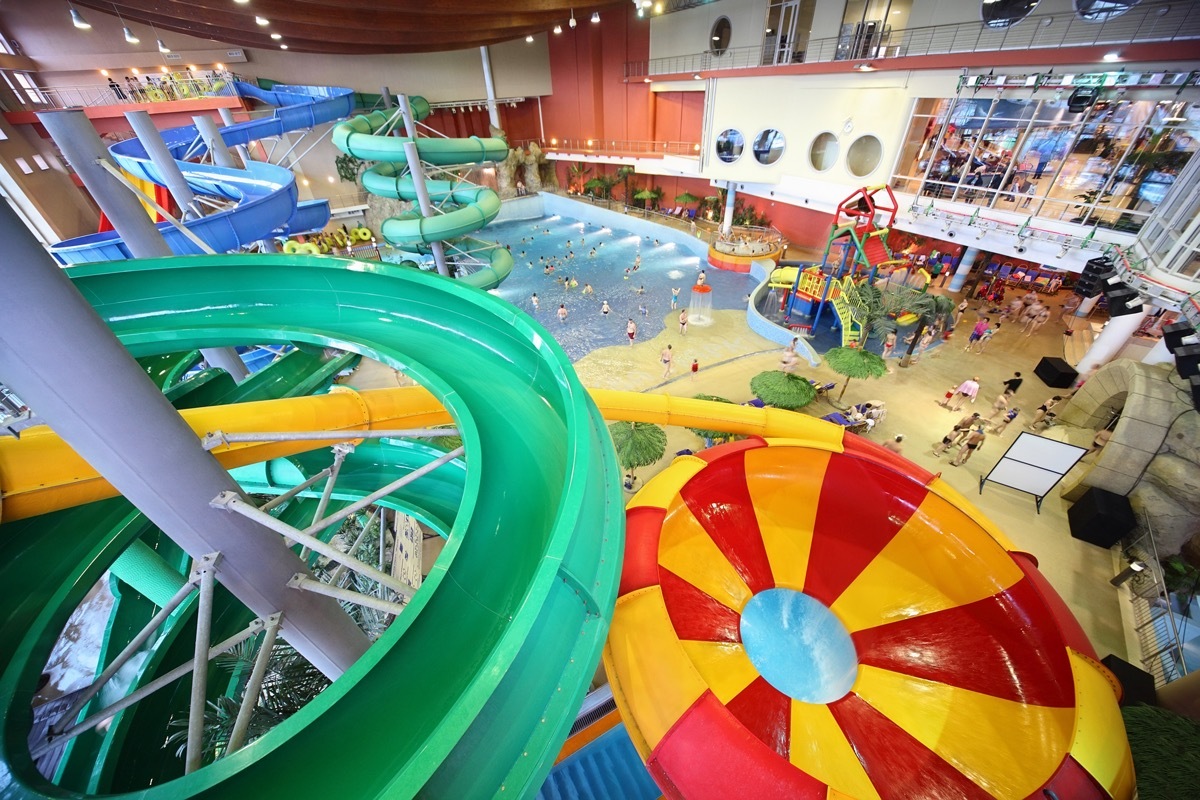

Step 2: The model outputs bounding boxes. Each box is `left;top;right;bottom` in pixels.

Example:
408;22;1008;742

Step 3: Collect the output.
981;0;1041;28
715;128;745;163
752;129;786;165
846;134;883;177
809;132;839;172
710;17;732;56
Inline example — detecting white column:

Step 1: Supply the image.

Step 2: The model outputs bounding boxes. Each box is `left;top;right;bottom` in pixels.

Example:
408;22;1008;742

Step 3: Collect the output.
720;184;736;235
1141;335;1174;366
947;246;980;292
1076;307;1151;374
1075;294;1102;317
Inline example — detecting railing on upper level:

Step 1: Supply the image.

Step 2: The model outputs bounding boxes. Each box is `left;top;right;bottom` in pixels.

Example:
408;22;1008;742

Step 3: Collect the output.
4;72;245;112
521;138;701;157
625;0;1200;79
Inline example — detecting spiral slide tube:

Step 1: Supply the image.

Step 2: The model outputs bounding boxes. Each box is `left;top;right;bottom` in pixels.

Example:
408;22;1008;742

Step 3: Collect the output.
49;83;356;265
0;253;623;799
332;109;514;290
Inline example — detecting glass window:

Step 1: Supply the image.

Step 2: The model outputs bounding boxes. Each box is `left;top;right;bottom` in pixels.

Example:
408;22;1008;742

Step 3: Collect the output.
710;17;732;56
809;132;839;171
847;135;883;177
753;129;786;165
981;0;1041;29
715;129;745;163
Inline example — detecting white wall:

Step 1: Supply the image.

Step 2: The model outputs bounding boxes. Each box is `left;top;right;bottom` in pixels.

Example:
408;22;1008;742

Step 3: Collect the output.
649;0;769;62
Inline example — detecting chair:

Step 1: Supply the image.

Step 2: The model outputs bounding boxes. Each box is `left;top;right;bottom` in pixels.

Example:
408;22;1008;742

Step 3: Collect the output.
669;206;682;217
821;412;869;435
687;208;697;220
743;397;766;408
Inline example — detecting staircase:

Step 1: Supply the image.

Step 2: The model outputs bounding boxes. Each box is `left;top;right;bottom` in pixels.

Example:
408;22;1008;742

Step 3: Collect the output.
536;724;662;800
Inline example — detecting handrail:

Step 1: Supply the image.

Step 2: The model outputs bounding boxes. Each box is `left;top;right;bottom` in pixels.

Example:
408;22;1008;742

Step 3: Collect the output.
1123;515;1190;687
534;138;701;157
6;71;247;111
626;0;1198;78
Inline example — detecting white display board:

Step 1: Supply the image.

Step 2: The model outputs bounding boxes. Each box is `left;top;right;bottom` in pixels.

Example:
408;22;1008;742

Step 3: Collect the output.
981;432;1087;512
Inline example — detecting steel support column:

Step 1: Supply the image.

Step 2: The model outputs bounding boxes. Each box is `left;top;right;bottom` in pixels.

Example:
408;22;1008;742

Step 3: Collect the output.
479;46;502;131
0;201;369;679
399;94;450;277
194;115;237;168
126;110;199;220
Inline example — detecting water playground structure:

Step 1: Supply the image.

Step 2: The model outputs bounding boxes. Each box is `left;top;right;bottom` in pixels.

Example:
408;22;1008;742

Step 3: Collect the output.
0;91;1134;799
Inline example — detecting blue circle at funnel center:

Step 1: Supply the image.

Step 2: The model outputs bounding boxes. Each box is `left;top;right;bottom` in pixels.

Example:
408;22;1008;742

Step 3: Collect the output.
739;588;858;704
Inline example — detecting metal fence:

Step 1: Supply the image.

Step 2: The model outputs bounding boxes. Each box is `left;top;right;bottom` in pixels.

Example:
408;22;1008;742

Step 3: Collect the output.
1123;518;1192;688
7;72;245;111
626;0;1200;79
527;138;701;157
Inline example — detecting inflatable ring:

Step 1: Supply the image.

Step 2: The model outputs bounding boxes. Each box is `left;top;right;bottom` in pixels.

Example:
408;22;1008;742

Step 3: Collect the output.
317;240;331;254
353;227;373;242
332;230;348;247
298;242;322;255
605;436;1134;800
282;240;301;254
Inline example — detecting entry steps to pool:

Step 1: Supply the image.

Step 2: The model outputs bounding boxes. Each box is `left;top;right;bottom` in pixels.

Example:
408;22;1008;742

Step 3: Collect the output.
536;723;661;800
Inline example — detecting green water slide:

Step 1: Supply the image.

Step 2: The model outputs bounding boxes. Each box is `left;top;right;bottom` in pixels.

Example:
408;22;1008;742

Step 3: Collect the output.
332;108;514;290
0;253;622;799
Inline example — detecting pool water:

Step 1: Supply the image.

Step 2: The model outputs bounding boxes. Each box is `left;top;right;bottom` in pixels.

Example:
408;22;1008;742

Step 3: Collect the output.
483;216;758;362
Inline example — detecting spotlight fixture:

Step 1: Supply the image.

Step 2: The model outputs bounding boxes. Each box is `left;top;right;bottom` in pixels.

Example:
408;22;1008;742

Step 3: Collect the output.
69;5;91;29
327;176;336;183
526;34;534;43
569;10;577;28
643;77;651;83
123;26;140;43
100;69;109;76
215;63;225;70
159;66;168;73
234;0;250;3
255;16;270;26
131;67;140;75
553;24;562;34
654;2;662;12
271;33;282;40
1103;51;1121;62
853;63;877;72
1057;246;1069;258
280;44;288;50
157;39;171;54
692;73;702;80
591;11;601;23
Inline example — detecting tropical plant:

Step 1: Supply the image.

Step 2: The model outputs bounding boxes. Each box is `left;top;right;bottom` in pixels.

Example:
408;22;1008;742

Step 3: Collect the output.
616;165;636;202
334;153;366;183
825;346;888;402
898;291;955;367
567;162;592;194
1071;187;1114;223
1161;554;1200;597
750;370;816;411
1122;703;1200;800
845;281;896;343
686;394;744;446
608;421;667;481
584;174;618;199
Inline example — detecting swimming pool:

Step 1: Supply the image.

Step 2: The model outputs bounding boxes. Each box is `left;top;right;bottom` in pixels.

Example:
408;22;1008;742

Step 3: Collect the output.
483;215;759;362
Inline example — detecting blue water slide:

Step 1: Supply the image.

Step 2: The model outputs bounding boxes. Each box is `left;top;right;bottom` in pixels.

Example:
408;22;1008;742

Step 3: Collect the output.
50;82;356;265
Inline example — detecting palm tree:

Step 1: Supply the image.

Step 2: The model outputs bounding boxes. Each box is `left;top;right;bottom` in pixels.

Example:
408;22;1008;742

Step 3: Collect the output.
608;421;667;484
898;292;955;367
825;346;888;402
750;370;816;411
567;162;592;194
845;281;897;346
616;165;636;202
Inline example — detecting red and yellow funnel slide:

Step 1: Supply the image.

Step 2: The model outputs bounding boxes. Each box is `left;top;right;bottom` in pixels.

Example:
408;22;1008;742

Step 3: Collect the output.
604;434;1134;800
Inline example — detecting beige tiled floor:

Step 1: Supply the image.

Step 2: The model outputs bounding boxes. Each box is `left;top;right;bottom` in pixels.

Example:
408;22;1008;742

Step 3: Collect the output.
345;279;1131;661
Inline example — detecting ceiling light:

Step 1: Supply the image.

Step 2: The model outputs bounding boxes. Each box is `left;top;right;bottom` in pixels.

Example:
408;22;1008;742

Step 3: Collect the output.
188;65;197;71
643;77;651;83
235;0;250;4
270;33;282;40
255;16;270;26
215;63;225;70
100;69;109;76
280;44;288;49
569;10;577;28
712;35;720;40
854;63;877;72
157;39;171;53
654;3;663;12
693;73;702;80
553;24;562;34
1103;52;1121;62
122;25;139;43
526;34;534;42
591;11;601;23
642;0;651;6
160;66;168;73
765;27;773;33
70;6;91;29
132;67;140;75
637;7;644;16
327;176;336;183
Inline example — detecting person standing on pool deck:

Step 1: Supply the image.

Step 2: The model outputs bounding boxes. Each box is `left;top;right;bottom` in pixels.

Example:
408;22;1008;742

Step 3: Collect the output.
951;427;987;467
601;300;611;317
661;344;673;379
691;359;699;380
626;318;637;345
557;304;568;323
531;293;539;312
1002;371;1023;395
679;308;689;335
671;287;680;309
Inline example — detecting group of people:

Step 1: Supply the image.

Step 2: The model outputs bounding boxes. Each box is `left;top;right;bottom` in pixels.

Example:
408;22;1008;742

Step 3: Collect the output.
106;69;220;104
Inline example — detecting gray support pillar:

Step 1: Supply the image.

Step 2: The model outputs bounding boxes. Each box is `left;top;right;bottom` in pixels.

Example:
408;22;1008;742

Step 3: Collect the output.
0;200;369;679
380;87;402;137
479;46;502;131
193;115;237;168
398;94;450;277
720;184;737;236
200;347;250;382
126;110;198;220
38;110;172;259
217;107;252;165
947;246;981;293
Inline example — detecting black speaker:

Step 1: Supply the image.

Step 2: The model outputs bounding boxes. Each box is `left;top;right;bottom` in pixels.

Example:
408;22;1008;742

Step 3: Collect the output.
1068;487;1136;548
1105;285;1144;316
1191;375;1200;410
1100;655;1157;707
1068;86;1101;113
1076;257;1115;298
1163;322;1197;354
1035;356;1078;388
1174;344;1200;379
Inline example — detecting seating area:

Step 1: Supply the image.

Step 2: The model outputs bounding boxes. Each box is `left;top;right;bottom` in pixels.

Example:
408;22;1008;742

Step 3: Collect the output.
982;261;1068;294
